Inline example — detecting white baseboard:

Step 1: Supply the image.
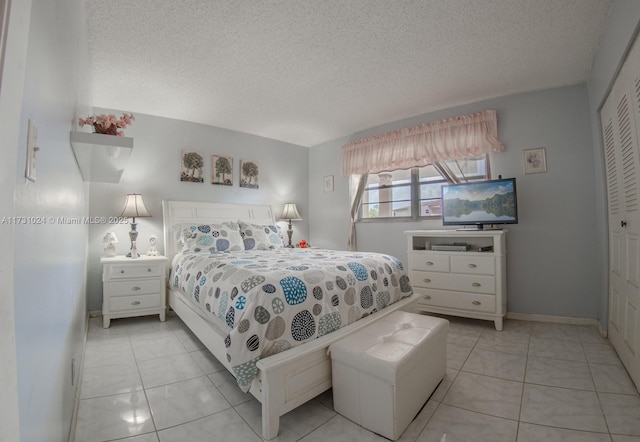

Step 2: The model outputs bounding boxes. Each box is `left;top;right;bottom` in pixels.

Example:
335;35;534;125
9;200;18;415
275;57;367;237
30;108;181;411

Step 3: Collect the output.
88;310;101;318
506;312;608;338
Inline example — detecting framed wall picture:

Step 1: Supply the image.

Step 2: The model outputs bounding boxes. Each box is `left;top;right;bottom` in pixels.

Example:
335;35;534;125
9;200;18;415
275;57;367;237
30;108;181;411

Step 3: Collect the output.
523;147;547;174
180;150;205;183
324;175;334;192
212;155;233;186
240;159;259;189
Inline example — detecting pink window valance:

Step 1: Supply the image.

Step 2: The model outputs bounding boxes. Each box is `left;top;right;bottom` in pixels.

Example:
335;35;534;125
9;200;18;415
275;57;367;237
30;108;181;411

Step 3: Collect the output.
341;110;505;176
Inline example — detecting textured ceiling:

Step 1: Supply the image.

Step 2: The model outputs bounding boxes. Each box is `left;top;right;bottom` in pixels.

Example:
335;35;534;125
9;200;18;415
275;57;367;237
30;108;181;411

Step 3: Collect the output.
86;0;612;147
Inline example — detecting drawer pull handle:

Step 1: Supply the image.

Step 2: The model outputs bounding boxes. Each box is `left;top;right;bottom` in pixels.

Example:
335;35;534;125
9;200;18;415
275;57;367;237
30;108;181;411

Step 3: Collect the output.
468;263;477;268
423;278;431;283
424;295;432;300
120;270;125;274
472;301;481;305
131;286;141;291
472;282;481;287
148;268;152;272
131;301;141;306
425;261;434;266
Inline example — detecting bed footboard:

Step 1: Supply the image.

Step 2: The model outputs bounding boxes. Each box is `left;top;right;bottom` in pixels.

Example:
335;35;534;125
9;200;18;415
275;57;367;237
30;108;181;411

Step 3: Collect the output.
256;345;331;439
251;292;419;439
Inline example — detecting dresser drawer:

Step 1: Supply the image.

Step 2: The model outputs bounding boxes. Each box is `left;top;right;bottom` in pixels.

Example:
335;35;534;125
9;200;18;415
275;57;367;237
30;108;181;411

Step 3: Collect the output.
109;293;162;312
106;263;163;279
451;255;495;275
417;289;496;313
411;270;495;294
106;279;162;297
410;252;450;272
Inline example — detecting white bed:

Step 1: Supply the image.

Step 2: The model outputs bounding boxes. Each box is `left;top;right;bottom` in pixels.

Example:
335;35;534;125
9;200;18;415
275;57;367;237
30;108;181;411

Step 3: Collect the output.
162;200;418;440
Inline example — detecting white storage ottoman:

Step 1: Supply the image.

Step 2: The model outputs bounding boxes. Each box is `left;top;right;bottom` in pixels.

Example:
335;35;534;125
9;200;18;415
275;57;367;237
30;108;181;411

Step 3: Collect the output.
329;311;448;440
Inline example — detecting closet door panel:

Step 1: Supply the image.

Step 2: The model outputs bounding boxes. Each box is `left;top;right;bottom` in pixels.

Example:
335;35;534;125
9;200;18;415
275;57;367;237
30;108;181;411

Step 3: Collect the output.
603;84;627;337
602;32;640;391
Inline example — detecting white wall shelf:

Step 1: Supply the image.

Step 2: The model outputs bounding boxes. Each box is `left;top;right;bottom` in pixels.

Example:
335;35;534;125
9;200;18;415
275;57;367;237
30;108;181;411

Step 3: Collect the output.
70;131;133;183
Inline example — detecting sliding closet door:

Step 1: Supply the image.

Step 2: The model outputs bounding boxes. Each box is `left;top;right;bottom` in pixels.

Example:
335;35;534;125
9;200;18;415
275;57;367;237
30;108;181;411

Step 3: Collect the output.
601;33;640;391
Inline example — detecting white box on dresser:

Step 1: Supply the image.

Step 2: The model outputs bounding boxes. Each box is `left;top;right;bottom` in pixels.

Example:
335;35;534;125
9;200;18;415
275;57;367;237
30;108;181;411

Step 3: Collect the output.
101;255;169;328
405;229;507;330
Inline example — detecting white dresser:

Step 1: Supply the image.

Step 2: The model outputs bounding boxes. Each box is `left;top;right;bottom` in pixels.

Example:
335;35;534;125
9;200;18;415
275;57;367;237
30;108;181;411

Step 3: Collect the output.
405;230;507;330
101;255;169;328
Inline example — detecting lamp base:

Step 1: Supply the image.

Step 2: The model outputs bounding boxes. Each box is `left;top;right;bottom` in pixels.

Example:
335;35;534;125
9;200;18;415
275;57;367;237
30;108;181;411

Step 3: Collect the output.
127;222;140;258
127;240;139;259
286;221;294;248
104;243;117;257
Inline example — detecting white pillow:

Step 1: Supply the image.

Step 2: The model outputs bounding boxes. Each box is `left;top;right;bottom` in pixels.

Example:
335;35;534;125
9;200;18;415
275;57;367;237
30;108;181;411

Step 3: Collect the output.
179;221;244;253
238;221;284;250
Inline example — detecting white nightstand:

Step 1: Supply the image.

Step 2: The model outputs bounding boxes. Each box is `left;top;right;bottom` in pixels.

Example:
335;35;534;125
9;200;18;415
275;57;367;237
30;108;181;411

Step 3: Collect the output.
101;255;169;328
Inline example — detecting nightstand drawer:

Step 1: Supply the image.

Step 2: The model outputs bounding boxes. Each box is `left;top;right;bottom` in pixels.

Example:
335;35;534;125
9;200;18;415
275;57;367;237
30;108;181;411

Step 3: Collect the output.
451;256;495;275
410;252;450;272
107;279;162;296
411;270;495;294
418;289;496;313
107;263;163;279
109;293;162;312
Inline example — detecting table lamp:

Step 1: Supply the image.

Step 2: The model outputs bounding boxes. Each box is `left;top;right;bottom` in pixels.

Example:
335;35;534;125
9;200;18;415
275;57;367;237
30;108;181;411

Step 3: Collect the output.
120;193;151;258
279;203;302;248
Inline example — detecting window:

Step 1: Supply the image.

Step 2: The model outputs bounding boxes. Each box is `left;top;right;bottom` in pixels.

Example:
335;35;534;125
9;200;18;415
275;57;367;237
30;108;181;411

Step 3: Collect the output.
359;156;489;220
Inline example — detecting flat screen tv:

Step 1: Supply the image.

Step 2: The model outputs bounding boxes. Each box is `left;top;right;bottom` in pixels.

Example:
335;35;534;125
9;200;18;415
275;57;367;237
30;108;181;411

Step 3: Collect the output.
441;177;518;230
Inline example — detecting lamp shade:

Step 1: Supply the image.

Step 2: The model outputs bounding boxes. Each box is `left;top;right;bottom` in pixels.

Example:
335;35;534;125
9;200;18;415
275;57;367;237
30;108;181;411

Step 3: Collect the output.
103;232;119;244
280;203;302;221
120;194;151;218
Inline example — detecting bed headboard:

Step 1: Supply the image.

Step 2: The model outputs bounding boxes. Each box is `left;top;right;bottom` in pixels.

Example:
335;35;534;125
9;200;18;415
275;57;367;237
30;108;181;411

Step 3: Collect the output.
162;200;276;260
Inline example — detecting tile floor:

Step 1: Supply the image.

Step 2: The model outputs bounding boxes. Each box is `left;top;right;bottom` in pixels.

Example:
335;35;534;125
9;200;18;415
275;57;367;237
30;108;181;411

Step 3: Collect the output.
73;312;640;442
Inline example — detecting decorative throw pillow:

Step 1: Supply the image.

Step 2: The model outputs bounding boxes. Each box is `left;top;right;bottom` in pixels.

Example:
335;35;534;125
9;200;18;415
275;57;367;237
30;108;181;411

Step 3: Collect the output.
238;221;284;250
180;222;244;253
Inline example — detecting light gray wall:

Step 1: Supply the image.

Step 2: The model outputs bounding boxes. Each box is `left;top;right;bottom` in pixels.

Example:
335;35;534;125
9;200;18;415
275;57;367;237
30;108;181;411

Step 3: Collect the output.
85;112;310;311
587;0;640;329
310;84;600;320
11;0;91;440
0;1;32;440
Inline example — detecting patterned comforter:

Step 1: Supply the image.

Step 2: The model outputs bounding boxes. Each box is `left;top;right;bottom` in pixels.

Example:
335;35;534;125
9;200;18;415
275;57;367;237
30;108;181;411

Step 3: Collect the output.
171;248;413;391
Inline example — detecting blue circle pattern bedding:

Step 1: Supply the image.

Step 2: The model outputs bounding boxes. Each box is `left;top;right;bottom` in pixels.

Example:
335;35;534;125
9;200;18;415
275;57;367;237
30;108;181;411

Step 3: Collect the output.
171;248;413;392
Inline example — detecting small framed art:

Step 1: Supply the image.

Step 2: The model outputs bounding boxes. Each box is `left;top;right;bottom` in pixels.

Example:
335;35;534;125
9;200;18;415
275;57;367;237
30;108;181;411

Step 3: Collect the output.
523;147;547;174
324;175;334;192
212;155;233;186
240;159;259;189
180;150;204;183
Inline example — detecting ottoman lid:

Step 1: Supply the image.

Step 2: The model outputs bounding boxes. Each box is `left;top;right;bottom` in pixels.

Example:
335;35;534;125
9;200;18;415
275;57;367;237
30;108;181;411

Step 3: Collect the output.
329;311;448;381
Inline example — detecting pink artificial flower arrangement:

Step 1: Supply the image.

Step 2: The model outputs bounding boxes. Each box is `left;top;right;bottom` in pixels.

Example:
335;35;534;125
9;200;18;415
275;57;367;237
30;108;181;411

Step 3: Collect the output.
78;113;135;136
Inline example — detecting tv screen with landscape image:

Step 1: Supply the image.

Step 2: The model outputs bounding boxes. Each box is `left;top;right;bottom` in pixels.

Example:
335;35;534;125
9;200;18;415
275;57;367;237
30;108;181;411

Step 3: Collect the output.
441;178;518;229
